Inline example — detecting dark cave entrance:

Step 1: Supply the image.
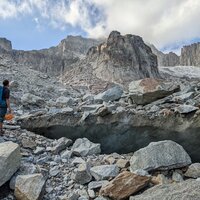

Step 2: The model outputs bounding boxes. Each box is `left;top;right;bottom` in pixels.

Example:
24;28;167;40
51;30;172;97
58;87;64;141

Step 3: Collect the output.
33;123;200;162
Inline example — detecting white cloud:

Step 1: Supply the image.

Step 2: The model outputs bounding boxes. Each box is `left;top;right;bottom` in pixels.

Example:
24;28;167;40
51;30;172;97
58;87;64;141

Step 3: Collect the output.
1;0;200;52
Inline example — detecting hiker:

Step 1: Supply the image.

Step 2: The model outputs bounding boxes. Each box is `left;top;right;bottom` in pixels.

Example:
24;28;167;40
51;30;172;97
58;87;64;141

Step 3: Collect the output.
0;80;12;135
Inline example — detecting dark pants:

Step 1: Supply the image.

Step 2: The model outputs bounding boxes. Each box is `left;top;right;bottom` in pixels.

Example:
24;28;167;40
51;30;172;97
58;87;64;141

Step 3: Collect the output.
0;107;7;123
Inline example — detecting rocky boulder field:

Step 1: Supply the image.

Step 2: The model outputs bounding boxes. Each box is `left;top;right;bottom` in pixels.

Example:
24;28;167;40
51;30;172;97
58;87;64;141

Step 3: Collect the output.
1;31;200;199
1;129;200;200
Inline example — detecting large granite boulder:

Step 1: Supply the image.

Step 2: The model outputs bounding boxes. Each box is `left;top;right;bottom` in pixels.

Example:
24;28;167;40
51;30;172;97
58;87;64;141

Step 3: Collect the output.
100;171;150;200
129;78;180;105
130;179;200;200
71;138;101;157
130;140;191;172
0;141;21;187
14;174;46;200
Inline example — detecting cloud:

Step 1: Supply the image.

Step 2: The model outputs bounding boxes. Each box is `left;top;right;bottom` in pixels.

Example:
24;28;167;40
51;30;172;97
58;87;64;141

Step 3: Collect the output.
0;0;200;52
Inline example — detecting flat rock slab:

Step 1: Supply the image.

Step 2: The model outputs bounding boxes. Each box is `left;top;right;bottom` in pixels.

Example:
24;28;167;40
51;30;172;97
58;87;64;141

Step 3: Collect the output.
0;141;21;187
90;165;119;181
130;140;191;172
100;171;150;200
14;174;46;200
130;180;200;200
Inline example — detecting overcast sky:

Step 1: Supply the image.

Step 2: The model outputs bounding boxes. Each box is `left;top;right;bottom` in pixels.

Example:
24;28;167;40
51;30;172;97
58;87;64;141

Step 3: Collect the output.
0;0;200;54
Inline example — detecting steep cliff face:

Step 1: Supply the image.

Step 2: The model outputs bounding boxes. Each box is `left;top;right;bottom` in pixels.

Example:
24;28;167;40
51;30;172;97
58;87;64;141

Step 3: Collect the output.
180;43;200;66
149;44;180;66
0;38;12;51
88;31;160;83
62;31;160;89
0;36;101;76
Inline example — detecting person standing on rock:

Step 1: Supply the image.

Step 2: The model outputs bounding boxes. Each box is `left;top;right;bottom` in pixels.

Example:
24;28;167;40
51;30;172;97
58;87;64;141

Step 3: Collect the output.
0;80;12;135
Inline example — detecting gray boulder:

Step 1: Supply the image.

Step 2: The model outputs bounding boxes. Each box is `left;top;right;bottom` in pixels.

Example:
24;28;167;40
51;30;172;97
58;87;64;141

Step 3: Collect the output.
14;174;46;200
90;165;119;181
21;93;45;106
0;141;21;187
129;78;180;105
74;163;92;184
130;179;200;200
95;86;123;102
184;163;200;178
130;140;191;172
52;137;72;154
175;105;198;114
71;138;101;157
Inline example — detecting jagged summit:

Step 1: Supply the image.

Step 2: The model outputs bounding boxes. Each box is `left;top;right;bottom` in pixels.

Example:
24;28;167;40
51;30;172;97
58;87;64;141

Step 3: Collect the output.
62;31;160;88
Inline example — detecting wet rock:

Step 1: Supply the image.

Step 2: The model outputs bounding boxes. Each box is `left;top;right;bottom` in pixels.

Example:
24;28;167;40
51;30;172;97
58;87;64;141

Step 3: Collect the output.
90;165;119;181
129;78;180;105
130;179;200;200
184;163;200;178
71;138;101;157
95;86;123;102
0;141;21;187
130;140;191;172
100;171;150;200
14;174;46;200
74;163;92;184
175;104;198;114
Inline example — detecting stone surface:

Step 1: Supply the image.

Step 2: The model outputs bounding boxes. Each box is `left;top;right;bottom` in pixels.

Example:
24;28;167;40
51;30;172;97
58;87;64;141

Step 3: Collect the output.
175;105;198;114
14;174;46;200
52;137;72;154
130;180;200;200
149;44;180;66
88;181;109;190
90;165;119;181
0;141;21;187
74;163;92;184
129;78;180;105
180;42;200;66
130;140;191;172
71;138;101;157
184;163;200;178
100;171;150;200
95;86;123;102
172;171;184;182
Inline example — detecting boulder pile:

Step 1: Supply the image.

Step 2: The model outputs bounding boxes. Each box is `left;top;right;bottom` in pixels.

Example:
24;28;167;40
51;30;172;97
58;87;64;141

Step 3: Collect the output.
1;130;200;200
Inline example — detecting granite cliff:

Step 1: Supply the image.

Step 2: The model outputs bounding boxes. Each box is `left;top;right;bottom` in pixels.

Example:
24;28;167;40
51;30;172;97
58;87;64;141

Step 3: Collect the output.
62;31;160;88
149;44;180;66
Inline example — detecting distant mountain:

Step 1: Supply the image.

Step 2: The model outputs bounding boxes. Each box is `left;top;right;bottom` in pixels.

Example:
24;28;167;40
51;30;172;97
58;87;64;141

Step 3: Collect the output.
180;42;200;66
149;44;180;66
0;36;102;76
